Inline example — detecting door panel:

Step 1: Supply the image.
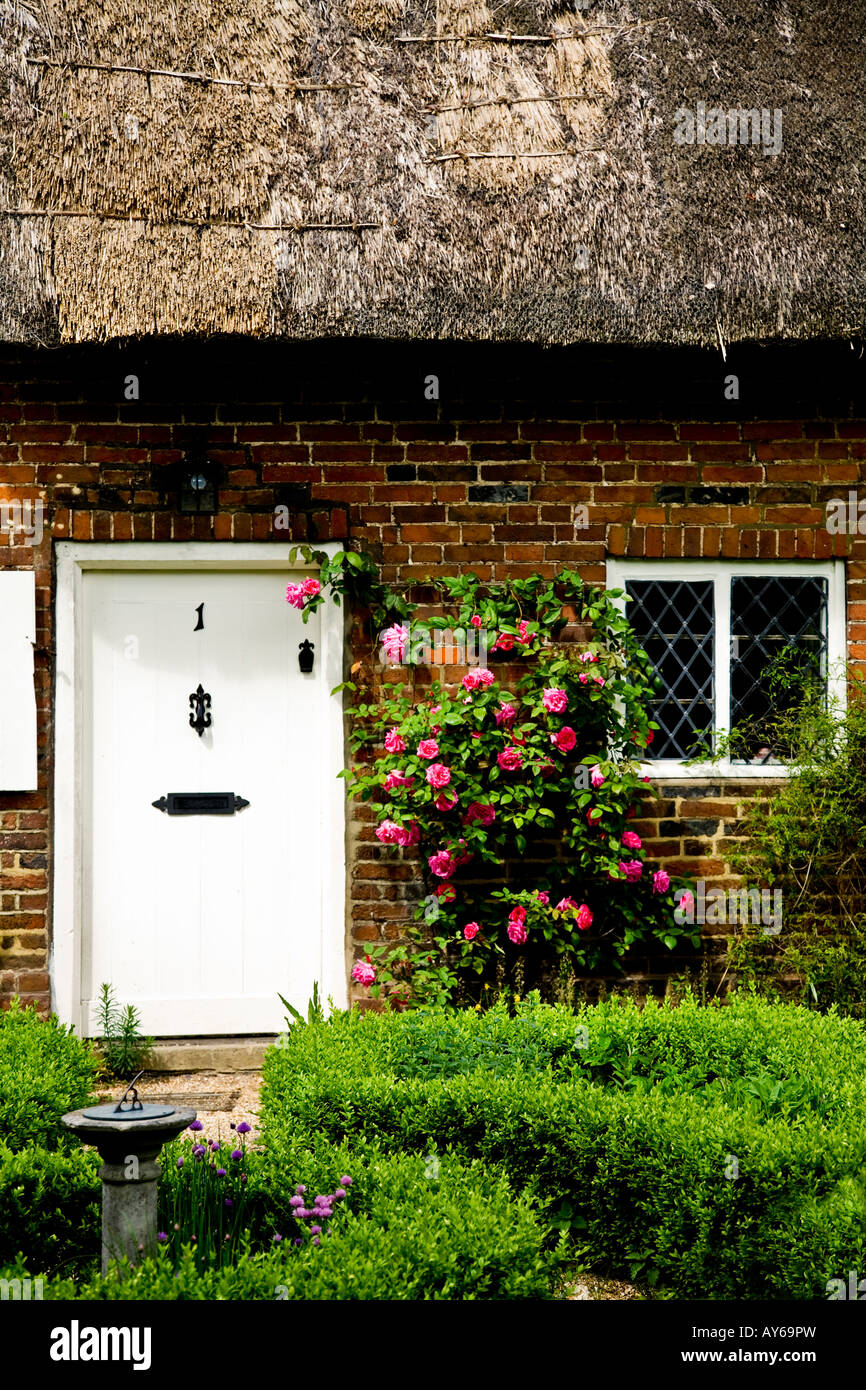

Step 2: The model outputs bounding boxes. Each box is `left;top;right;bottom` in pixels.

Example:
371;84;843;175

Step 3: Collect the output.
82;570;323;1035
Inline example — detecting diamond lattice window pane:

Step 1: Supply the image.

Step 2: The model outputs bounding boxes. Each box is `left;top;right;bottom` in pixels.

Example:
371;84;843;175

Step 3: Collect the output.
730;576;828;763
626;581;715;759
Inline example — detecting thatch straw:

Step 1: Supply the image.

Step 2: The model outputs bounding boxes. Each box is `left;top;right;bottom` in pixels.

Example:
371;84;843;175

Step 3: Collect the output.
0;0;862;346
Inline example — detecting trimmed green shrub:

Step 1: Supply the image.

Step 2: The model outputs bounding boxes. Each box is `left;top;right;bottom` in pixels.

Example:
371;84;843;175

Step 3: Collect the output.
0;1000;99;1152
261;995;866;1299
0;1141;100;1274
18;1147;554;1300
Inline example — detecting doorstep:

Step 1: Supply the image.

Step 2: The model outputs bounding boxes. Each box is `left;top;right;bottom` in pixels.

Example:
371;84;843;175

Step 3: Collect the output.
145;1035;276;1073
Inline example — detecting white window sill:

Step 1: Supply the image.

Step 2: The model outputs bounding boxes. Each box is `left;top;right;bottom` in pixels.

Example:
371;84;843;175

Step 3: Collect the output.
639;760;789;781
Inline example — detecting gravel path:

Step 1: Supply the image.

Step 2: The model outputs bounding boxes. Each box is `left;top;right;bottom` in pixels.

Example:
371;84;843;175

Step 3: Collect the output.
97;1071;264;1142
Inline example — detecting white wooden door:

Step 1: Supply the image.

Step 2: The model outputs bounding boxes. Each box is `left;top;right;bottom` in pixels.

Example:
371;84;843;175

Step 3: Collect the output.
82;570;326;1036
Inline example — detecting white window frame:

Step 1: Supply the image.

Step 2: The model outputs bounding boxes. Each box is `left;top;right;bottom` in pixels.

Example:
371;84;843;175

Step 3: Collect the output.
52;541;348;1031
606;559;847;780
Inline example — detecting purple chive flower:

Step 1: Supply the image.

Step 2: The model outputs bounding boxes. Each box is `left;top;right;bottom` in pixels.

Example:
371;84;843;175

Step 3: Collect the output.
231;1149;243;1161
216;1167;226;1178
289;1195;304;1208
332;1188;345;1200
157;1232;168;1242
192;1144;205;1158
189;1120;203;1132
230;1122;236;1130
241;1174;248;1184
312;1236;320;1247
294;1238;302;1247
310;1225;322;1235
295;1184;307;1195
225;1197;233;1208
210;1141;220;1153
339;1176;352;1187
176;1157;184;1168
273;1234;282;1244
236;1122;252;1135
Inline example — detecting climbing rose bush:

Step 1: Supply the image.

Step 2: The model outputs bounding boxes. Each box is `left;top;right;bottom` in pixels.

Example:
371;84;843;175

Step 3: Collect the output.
339;567;697;1005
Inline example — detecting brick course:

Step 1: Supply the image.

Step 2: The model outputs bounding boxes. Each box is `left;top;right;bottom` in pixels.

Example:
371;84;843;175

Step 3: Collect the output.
1;341;864;1016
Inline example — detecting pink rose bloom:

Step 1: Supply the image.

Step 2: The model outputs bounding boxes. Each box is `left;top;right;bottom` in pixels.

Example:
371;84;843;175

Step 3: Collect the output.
679;889;695;913
622;831;642;851
593;676;606;687
395;821;420;848
578;674;588;685
508;906;527;927
589;765;605;789
417;739;439;760
550;727;577;753
555;897;578;914
576;904;593;931
497;747;523;771
434;791;458;812
462;668;495;691
383;771;414;792
645;731;655;746
641;775;652;783
351;959;376;987
653;869;670;894
535;890;550;906
586;808;602;828
453;840;473;868
375;819;402;844
463;922;480;940
620;859;643;881
464;802;496;826
428;851;456;879
517;620;530;642
492;631;515;652
300;577;321;598
426;763;451;790
384;729;406;754
494;703;517;728
471;732;482;740
285;583;305;609
381;624;409;663
542;688;569;714
580;652;598;663
539;762;556;779
507;919;527;945
436;883;456;902
470;615;482;628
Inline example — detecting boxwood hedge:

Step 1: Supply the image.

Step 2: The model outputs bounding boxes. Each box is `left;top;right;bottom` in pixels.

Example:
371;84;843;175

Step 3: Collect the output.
260;994;866;1300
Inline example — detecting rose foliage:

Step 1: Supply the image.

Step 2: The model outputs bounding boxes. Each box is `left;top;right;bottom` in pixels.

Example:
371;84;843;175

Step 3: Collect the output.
290;554;698;1006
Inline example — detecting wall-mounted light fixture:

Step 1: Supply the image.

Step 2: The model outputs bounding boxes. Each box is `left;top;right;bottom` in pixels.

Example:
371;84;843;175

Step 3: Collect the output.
179;450;218;512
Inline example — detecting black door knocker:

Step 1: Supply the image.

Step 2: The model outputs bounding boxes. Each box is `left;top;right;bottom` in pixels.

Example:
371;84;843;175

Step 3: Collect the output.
189;683;212;736
299;640;315;674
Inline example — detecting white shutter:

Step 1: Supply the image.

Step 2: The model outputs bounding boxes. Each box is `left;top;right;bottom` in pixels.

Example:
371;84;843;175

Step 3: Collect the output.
0;571;38;790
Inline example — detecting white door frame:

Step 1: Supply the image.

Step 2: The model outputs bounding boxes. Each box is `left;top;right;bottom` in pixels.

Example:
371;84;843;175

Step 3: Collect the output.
52;542;347;1033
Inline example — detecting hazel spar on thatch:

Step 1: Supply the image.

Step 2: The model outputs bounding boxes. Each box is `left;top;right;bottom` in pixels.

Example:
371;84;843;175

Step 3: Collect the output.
0;0;863;346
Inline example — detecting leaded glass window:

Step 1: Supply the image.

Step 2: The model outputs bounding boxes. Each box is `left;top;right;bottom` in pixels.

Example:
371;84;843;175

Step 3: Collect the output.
608;562;842;774
625;580;715;759
730;576;828;762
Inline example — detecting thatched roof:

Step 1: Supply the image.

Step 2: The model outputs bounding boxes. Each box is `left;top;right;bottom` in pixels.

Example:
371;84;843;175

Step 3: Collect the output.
0;0;863;347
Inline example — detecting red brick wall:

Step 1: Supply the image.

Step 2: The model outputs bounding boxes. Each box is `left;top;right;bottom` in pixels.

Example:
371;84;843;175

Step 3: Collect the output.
0;342;864;1017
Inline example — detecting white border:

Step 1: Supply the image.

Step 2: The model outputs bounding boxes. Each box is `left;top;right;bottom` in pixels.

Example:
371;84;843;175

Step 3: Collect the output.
52;542;347;1032
606;558;847;780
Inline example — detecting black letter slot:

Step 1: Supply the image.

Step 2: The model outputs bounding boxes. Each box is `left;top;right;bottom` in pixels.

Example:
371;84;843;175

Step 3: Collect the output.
152;793;250;816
